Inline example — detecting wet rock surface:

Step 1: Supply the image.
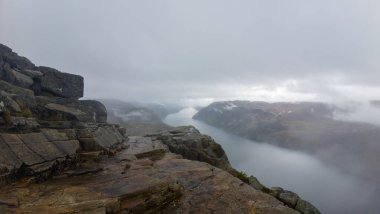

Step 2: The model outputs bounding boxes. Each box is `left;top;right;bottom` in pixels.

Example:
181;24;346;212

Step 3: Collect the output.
0;135;300;214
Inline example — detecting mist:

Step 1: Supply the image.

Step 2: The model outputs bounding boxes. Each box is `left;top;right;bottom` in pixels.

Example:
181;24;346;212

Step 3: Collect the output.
1;0;380;106
333;101;380;126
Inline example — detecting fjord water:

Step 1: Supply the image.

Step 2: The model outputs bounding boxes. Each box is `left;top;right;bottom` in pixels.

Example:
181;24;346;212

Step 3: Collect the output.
164;108;379;214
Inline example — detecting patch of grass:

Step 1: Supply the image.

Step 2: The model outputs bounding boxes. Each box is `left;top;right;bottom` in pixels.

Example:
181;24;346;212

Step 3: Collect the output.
21;108;32;118
236;171;250;184
13;99;33;118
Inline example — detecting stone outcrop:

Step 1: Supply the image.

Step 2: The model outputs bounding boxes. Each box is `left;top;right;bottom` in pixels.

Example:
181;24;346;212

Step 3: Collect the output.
38;66;84;98
0;43;125;185
148;126;233;172
0;44;83;98
0;44;320;214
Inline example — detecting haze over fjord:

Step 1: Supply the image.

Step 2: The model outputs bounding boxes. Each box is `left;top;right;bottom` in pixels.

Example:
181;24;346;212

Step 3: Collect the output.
1;0;380;106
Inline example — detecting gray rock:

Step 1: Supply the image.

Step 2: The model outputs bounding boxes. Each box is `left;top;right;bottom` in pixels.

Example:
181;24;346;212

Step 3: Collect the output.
38;120;73;129
65;100;108;123
19;69;43;78
0;91;21;112
92;125;124;149
249;175;269;192
0;44;35;70
77;124;124;151
0;137;23;174
269;187;284;197
278;190;300;208
150;126;233;172
44;103;87;121
18;133;66;161
0;131;80;180
295;199;320;214
0;133;44;166
9;117;40;130
1;64;34;89
52;140;80;155
41;129;69;141
38;66;83;98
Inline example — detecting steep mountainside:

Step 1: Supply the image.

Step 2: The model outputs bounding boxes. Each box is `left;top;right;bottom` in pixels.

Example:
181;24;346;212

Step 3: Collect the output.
0;44;319;213
194;101;380;181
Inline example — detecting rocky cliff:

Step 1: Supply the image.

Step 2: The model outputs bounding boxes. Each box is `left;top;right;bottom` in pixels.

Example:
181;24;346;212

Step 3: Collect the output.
0;44;319;214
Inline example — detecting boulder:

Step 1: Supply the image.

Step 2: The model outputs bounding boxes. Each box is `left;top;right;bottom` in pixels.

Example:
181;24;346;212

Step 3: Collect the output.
77;123;124;151
68;100;108;123
0;64;34;89
296;199;321;214
44;103;87;121
249;175;270;192
48;100;108;123
149;126;233;172
0;80;36;108
38;66;83;98
278;190;300;208
0;44;35;70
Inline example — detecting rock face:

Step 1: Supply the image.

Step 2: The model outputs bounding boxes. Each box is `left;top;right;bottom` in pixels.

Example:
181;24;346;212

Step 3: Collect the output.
194;100;380;182
0;44;319;213
0;44;83;98
149;126;233;172
0;133;302;214
0;43;124;185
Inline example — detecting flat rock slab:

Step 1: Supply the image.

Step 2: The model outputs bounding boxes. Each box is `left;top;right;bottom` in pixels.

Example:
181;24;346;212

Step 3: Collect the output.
0;133;44;166
0;131;80;179
0;137;299;214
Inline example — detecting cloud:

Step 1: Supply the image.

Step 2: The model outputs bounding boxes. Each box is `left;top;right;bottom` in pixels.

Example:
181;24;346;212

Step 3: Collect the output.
1;0;379;105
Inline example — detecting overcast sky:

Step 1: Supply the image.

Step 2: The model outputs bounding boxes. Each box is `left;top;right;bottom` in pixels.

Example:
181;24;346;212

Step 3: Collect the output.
1;0;379;106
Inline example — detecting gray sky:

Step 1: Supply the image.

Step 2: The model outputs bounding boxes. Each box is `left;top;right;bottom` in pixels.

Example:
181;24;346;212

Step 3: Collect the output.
1;0;379;106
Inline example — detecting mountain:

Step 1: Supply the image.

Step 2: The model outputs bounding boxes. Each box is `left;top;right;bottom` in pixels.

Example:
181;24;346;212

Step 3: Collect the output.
0;44;319;213
194;101;380;181
98;99;170;135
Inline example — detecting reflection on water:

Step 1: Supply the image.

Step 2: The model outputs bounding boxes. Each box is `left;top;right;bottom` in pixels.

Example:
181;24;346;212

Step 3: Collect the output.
164;108;379;214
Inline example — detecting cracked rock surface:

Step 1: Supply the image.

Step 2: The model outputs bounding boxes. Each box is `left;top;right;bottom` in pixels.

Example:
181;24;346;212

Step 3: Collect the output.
0;135;299;214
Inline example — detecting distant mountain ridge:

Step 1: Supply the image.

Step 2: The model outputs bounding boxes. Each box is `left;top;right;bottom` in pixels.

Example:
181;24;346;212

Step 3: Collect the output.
98;99;173;136
194;100;380;181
